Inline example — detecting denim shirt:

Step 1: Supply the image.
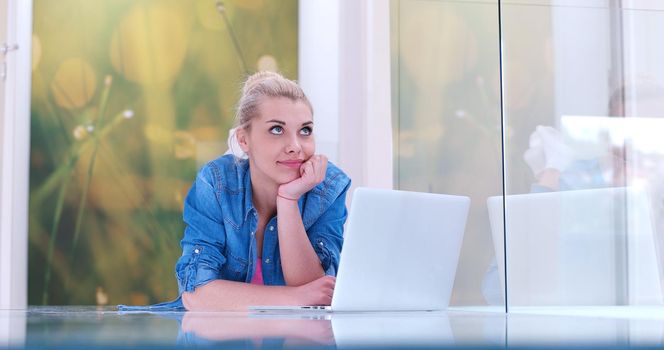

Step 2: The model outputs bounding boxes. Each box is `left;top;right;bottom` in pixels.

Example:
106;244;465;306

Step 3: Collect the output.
529;159;607;193
119;154;351;311
177;154;351;290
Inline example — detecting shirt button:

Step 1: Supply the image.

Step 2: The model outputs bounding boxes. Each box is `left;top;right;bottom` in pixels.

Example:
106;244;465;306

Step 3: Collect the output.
265;258;271;264
250;231;255;236
269;226;274;231
319;242;324;247
194;249;200;254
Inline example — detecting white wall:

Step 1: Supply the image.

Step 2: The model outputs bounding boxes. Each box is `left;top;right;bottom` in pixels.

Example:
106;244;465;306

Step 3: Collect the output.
622;0;664;104
299;0;340;164
550;0;612;120
0;0;32;310
299;0;393;199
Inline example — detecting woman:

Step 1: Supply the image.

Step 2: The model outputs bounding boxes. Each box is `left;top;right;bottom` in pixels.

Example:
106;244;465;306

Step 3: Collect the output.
177;71;351;311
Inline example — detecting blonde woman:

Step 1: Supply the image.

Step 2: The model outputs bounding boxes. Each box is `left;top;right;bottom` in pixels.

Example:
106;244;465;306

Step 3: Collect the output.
167;71;351;311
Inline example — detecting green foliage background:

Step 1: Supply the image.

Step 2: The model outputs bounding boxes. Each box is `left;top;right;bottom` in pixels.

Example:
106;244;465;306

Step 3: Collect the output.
29;0;298;305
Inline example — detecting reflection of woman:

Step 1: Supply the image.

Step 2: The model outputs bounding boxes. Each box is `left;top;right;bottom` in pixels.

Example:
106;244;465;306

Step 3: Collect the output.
180;312;335;347
171;71;350;310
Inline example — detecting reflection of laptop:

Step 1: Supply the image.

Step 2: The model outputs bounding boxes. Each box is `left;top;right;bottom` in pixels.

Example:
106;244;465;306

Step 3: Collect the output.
331;312;454;347
487;187;662;306
251;187;470;312
246;311;457;346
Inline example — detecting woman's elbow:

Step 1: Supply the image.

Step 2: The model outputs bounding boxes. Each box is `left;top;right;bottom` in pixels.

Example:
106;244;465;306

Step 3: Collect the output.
182;291;198;311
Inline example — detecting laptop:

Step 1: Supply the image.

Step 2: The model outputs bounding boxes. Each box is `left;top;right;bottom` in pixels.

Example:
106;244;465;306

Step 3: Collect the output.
251;187;470;312
487;187;662;306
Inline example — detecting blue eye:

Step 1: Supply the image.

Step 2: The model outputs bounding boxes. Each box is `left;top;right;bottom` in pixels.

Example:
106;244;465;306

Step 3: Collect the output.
300;127;313;136
269;125;284;135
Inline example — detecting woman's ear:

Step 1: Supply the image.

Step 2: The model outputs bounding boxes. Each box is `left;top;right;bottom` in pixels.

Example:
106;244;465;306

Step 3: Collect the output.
236;127;250;154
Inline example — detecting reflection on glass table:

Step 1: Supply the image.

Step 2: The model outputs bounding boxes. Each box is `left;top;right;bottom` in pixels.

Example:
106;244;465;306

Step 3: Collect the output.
2;307;483;348
7;306;664;348
181;311;462;348
179;311;335;347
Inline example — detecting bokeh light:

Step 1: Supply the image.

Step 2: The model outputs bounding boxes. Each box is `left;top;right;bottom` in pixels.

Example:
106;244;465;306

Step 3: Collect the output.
50;57;97;110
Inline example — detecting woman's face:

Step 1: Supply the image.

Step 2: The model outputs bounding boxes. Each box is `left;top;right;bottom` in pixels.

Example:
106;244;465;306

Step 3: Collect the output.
238;97;315;186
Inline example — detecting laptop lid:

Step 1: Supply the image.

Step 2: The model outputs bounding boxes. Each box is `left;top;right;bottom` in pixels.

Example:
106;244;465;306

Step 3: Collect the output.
331;188;470;311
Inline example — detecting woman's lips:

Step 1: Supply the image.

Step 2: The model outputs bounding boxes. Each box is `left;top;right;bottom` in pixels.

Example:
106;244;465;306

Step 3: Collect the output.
278;160;303;169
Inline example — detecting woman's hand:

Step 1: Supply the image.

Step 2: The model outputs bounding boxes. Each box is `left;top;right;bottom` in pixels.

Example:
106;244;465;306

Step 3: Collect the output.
278;154;328;200
523;125;573;177
293;275;336;306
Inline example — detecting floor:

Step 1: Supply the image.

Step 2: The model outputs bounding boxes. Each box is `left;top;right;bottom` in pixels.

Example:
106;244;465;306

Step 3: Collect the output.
2;306;664;349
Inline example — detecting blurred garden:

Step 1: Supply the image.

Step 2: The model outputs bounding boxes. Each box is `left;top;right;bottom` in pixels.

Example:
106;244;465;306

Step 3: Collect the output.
28;0;298;305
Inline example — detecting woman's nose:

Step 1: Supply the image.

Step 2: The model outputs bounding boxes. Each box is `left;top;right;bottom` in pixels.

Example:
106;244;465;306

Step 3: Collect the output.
284;135;301;154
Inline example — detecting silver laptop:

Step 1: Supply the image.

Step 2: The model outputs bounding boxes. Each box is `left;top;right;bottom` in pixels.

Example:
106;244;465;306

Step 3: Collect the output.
487;187;662;306
251;187;470;312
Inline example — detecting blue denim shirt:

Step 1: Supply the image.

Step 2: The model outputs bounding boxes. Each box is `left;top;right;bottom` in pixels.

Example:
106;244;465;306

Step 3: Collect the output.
119;154;350;311
529;159;607;193
177;154;351;291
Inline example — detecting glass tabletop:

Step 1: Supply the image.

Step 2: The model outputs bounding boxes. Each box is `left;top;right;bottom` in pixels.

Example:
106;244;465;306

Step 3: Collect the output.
3;306;664;349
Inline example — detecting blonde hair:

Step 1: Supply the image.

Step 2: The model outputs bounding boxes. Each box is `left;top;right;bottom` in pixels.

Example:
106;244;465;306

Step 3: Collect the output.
227;71;313;158
235;71;313;129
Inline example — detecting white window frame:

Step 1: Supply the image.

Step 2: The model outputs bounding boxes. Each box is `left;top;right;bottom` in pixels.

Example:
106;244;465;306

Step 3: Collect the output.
0;0;32;310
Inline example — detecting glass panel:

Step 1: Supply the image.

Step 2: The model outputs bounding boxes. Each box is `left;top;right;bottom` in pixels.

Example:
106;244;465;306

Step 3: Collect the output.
29;1;299;305
501;0;664;307
392;0;504;307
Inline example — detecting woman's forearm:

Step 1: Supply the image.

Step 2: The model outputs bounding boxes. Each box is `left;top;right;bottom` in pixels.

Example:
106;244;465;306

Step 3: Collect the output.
276;197;325;286
181;313;334;345
182;279;297;311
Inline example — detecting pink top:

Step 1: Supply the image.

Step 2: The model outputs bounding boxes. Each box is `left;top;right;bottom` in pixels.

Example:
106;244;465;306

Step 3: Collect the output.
250;258;264;285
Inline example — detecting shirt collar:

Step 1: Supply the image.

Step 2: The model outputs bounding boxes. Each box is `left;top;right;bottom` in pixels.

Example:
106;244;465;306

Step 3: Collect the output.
242;162;256;221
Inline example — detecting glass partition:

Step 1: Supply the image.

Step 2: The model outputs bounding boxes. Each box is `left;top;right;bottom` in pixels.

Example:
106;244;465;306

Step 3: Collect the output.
392;0;664;309
500;0;664;307
392;0;504;307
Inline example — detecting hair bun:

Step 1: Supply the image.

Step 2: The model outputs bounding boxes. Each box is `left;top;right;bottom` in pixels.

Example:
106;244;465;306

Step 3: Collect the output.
242;71;282;95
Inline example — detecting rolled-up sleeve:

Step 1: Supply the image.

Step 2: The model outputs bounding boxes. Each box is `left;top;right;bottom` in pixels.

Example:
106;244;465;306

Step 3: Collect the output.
175;165;227;294
308;182;351;276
